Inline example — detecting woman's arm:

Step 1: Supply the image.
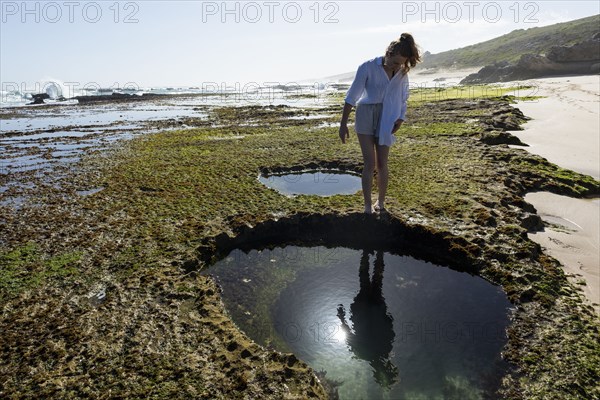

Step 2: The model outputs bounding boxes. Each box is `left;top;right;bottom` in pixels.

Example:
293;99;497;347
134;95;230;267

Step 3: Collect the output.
391;119;403;133
397;73;410;122
345;62;368;107
392;74;410;134
339;102;353;143
339;61;368;143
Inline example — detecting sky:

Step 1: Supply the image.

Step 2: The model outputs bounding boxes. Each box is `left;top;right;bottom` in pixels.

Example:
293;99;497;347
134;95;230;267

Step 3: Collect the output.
1;1;599;90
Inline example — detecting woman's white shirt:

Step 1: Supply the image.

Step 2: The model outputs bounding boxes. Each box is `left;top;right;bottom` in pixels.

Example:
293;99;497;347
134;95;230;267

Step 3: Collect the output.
344;56;410;146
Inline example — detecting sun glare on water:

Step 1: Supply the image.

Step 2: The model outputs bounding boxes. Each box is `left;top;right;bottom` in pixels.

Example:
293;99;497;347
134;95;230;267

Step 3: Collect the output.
334;325;347;343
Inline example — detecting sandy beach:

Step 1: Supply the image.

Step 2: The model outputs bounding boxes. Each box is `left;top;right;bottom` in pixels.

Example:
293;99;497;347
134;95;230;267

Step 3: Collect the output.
508;75;600;314
508;76;600;180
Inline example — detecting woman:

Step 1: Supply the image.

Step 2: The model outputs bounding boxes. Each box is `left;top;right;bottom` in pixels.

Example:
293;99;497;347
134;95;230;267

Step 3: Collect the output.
339;33;421;214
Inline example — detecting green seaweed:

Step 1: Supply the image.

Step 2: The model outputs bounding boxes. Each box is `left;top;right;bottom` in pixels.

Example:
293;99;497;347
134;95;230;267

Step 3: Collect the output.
0;243;81;301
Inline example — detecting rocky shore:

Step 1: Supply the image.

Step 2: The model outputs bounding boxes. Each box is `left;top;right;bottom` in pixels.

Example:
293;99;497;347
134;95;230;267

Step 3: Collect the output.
461;33;600;84
1;87;599;399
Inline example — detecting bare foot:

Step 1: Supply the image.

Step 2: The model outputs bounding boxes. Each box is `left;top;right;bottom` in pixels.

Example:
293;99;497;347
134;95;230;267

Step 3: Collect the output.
374;200;386;213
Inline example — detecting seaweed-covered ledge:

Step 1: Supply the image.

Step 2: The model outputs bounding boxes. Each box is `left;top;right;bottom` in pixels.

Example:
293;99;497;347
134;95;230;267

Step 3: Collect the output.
1;87;599;399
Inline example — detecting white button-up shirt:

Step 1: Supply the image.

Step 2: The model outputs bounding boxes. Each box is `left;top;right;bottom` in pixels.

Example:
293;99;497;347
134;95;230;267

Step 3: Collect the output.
344;56;410;146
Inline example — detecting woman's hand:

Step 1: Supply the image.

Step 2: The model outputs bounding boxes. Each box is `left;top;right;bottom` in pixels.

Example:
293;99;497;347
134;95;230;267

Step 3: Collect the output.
392;119;404;134
339;124;350;143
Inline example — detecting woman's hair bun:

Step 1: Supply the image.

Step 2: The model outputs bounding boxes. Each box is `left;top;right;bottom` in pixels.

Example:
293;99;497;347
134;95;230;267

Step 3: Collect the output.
399;33;412;43
386;33;421;71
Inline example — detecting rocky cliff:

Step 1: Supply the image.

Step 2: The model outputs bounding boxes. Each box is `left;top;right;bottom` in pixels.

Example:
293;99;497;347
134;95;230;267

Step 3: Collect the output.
461;33;600;83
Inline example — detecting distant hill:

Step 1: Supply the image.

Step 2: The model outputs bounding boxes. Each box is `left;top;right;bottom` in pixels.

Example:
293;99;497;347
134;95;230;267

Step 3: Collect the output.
317;14;600;84
421;14;600;69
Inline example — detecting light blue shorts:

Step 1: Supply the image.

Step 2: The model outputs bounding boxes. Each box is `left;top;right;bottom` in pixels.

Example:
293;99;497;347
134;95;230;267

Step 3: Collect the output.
354;103;383;137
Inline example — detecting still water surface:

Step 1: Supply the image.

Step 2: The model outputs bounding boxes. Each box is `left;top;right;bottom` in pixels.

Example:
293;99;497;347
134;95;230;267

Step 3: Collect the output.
206;246;512;400
258;170;361;196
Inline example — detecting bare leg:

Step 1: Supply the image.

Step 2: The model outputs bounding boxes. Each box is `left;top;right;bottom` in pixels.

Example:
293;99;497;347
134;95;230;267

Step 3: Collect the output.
357;134;376;213
375;144;390;210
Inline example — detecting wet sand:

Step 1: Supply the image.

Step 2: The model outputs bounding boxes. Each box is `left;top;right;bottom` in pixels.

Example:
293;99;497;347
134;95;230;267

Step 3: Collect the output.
525;192;600;314
508;75;600;314
508;76;600;180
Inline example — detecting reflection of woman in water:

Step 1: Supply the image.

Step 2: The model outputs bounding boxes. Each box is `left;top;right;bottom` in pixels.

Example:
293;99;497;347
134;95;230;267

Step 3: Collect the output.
337;249;398;387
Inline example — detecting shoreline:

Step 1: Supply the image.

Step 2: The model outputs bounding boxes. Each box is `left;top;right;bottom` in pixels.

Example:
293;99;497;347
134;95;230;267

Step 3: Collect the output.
507;75;600;314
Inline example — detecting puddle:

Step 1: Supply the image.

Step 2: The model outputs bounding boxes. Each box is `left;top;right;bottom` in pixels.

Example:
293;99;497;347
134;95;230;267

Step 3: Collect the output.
0;130;104;141
0;195;27;208
286;113;332;120
205;246;512;400
0;106;206;134
258;170;361;196
313;121;339;129
76;187;105;196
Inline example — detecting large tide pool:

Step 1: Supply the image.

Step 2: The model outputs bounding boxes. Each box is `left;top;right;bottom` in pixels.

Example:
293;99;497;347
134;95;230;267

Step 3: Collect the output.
204;245;513;400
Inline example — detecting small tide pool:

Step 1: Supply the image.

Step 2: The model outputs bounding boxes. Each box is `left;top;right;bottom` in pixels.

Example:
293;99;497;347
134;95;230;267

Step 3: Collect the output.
258;170;361;197
204;245;513;400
